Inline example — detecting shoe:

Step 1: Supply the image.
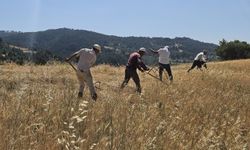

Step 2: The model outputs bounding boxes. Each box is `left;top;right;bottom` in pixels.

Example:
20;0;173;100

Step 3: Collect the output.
91;93;97;101
136;87;141;93
78;92;83;98
169;76;173;81
159;75;162;81
120;82;127;89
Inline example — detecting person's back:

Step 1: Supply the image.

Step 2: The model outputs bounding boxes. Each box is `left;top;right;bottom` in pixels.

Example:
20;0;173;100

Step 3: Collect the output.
194;52;206;62
127;52;141;69
158;46;170;64
77;48;96;71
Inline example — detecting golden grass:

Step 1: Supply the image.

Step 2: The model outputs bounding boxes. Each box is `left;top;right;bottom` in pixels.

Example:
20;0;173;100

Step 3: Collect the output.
0;60;249;149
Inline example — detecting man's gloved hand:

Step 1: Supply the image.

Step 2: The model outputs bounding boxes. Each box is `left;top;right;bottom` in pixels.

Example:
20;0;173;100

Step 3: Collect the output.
145;67;150;71
138;67;144;72
65;58;70;62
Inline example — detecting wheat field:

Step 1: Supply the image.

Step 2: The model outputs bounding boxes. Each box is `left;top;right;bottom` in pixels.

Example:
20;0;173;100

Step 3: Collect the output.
0;59;249;150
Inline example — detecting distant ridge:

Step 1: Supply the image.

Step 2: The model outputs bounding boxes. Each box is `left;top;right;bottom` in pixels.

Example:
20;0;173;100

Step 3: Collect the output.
0;28;218;64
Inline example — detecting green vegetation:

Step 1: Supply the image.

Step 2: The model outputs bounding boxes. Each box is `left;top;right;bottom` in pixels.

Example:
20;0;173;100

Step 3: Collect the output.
0;38;26;65
0;38;59;65
33;50;61;65
216;39;250;60
0;28;217;65
3;29;250;65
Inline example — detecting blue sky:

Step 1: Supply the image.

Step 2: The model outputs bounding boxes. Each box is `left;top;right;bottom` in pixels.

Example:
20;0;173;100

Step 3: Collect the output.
1;0;250;44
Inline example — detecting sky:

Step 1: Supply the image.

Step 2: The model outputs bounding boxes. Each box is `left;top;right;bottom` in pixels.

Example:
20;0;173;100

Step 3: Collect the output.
1;0;250;44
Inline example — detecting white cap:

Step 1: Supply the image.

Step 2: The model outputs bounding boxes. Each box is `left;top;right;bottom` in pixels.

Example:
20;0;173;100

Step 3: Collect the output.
93;44;101;51
162;46;169;51
138;47;146;52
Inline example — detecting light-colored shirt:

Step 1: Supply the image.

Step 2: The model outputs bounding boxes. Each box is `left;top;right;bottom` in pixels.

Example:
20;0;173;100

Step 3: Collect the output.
194;52;206;62
74;48;96;71
158;46;170;64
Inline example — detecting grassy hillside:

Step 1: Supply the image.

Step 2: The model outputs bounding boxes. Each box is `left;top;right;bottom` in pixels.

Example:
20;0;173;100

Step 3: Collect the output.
0;60;249;149
0;29;218;64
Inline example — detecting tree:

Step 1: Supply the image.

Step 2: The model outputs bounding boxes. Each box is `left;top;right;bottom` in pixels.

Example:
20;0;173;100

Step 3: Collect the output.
0;38;3;47
33;50;56;65
0;39;27;65
6;48;27;65
216;39;250;60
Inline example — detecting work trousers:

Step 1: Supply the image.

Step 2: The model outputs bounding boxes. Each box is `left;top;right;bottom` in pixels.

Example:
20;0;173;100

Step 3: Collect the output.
159;63;173;81
76;69;96;96
121;67;141;93
188;60;207;72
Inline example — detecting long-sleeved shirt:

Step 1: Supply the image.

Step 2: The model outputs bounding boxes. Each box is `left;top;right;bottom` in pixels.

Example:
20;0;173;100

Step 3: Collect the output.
126;52;147;70
74;48;96;71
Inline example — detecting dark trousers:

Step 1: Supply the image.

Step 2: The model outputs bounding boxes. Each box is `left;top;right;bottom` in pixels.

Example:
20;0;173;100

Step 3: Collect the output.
121;67;141;93
159;63;173;81
187;60;207;72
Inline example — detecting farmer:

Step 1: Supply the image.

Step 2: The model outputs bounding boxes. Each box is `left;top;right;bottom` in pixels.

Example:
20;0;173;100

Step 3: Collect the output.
65;44;101;101
151;46;173;81
187;50;208;72
120;47;149;93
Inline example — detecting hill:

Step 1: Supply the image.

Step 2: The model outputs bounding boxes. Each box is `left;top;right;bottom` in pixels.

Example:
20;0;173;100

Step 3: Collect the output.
0;60;249;149
0;38;27;64
8;45;33;54
0;28;217;65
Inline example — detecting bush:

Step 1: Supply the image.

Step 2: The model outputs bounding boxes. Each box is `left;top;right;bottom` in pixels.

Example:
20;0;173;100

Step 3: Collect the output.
33;50;55;65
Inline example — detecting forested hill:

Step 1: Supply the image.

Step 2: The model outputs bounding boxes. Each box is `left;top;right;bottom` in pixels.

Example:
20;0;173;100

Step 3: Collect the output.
0;28;217;65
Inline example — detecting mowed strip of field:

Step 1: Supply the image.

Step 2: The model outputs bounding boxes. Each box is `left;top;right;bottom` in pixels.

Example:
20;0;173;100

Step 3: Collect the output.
0;60;249;149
